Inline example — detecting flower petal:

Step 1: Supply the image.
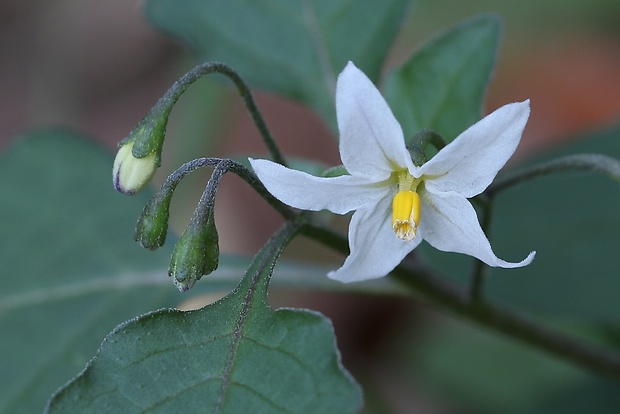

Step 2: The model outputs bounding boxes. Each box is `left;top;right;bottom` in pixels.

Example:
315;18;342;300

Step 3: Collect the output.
419;101;530;197
336;62;414;179
420;188;535;268
250;158;384;214
328;194;421;282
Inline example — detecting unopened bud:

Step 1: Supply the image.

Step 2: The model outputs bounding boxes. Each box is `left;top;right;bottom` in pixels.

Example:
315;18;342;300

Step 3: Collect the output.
113;141;158;195
135;191;172;250
169;215;219;292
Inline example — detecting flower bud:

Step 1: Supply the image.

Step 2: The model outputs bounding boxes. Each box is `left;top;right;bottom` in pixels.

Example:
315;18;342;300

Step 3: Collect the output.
134;191;172;250
169;215;219;292
113;141;158;195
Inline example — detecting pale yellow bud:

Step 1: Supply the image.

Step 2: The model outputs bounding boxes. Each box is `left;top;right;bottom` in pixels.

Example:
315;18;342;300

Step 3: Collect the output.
112;142;158;195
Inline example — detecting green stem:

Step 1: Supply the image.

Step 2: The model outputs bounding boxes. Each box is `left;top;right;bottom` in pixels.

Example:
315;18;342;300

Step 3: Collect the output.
157;62;287;166
469;195;493;301
406;130;446;166
167;157;296;221
300;221;620;382
191;162;228;228
488;153;620;196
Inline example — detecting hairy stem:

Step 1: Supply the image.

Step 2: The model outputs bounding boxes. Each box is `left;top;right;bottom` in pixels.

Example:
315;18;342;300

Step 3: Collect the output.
168;157;296;221
488;153;620;196
407;130;447;166
158;62;287;166
469;195;493;301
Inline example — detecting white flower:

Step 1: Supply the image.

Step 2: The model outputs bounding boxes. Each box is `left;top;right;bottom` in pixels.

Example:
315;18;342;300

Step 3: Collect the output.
250;62;535;282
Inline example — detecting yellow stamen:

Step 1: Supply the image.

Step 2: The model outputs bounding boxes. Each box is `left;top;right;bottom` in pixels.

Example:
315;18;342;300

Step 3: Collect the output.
392;190;421;241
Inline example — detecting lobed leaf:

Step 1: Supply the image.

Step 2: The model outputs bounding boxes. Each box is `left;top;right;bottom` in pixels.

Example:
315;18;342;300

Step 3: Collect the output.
47;224;362;413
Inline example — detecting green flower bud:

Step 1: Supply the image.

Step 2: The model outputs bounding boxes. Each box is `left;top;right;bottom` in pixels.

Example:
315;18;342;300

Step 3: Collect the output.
112;141;158;195
169;215;219;292
134;191;172;250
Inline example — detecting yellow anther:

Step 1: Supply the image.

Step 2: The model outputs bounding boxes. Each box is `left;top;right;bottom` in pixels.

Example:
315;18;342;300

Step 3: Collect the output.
392;190;421;241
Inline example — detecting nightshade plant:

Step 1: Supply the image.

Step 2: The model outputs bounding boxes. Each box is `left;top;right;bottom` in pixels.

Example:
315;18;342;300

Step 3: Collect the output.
3;2;620;413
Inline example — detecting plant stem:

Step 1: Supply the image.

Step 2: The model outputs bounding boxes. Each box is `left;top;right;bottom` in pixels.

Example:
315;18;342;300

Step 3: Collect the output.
301;221;620;382
406;130;446;166
168;157;296;220
469;195;493;301
159;62;287;166
488;153;620;196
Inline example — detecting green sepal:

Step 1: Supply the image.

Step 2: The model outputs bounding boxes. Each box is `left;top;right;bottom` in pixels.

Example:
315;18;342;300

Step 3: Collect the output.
120;104;170;165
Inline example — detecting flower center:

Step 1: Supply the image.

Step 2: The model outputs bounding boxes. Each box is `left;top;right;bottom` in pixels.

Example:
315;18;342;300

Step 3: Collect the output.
392;171;421;242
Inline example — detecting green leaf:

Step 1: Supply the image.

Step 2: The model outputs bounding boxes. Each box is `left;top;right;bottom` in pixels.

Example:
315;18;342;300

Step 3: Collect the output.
145;0;413;128
397;315;619;414
525;378;620;414
0;130;180;413
486;123;620;320
384;15;500;142
47;223;362;413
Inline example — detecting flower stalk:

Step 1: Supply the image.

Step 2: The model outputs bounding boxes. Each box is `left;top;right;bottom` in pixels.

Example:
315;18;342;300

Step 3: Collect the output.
406;129;446;166
469;194;494;301
124;62;286;166
488;153;620;196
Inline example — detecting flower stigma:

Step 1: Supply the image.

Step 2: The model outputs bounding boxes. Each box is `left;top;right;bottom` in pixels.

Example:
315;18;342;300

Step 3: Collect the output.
392;171;421;242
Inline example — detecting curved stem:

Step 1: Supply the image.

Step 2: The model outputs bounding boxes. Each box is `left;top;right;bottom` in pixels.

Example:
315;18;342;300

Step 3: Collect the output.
300;221;620;382
220;159;296;220
191;162;229;227
166;157;296;221
488;153;620;196
156;62;287;166
407;130;446;166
